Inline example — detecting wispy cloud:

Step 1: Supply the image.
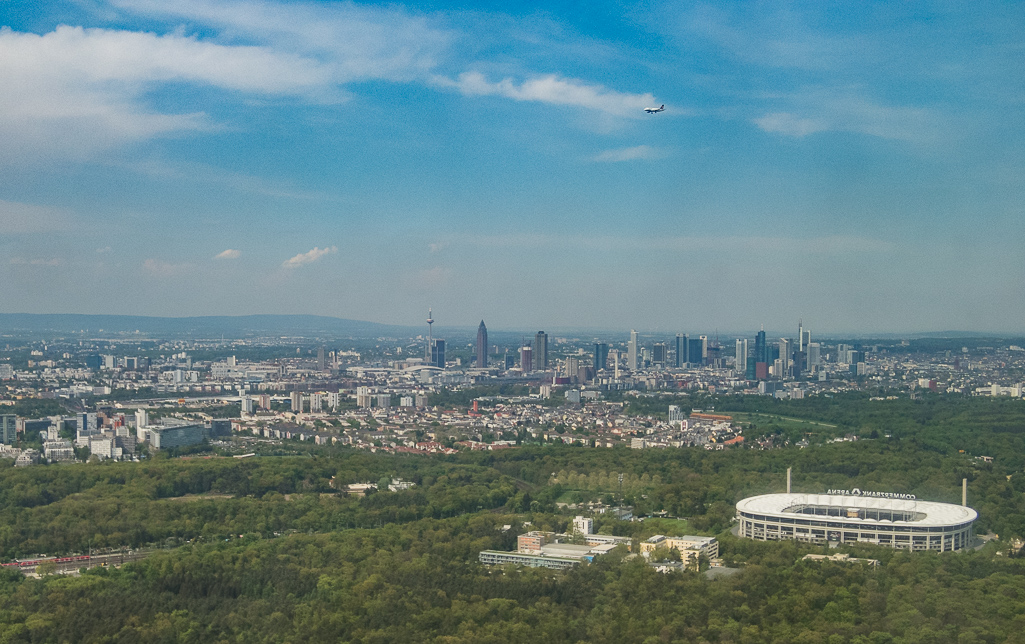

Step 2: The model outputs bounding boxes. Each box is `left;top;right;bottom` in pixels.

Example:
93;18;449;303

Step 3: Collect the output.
753;90;941;143
593;145;667;162
753;112;828;137
113;0;452;83
437;71;655;117
282;246;337;268
215;249;241;259
142;258;192;276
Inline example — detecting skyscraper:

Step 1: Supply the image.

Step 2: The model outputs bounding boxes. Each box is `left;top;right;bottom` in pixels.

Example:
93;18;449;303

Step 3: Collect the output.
798;320;811;353
533;332;548;371
699;335;708;361
627;330;638;371
735;339;748;374
593;343;609;371
652;342;667;366
317;346;326;372
675;334;688;368
476;320;488;368
778;338;791;375
432;339;446;369
688;338;703;366
520;346;533;372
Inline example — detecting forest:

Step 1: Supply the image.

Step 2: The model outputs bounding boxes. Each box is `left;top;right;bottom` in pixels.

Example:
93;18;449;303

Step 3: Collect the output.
0;394;1022;641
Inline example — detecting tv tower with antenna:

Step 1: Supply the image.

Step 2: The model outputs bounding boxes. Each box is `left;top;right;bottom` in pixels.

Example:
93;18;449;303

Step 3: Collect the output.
425;308;434;362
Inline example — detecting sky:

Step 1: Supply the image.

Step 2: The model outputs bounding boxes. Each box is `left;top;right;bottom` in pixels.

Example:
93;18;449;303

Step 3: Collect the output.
0;0;1023;335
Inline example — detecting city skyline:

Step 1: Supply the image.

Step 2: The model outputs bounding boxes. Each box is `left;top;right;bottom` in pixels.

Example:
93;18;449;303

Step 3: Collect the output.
1;2;1023;333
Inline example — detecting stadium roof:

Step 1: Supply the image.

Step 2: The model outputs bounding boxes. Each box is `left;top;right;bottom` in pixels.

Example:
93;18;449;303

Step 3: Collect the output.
737;493;977;528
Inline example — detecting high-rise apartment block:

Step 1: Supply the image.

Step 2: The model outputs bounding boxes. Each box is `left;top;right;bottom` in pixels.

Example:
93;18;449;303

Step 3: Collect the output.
0;415;16;445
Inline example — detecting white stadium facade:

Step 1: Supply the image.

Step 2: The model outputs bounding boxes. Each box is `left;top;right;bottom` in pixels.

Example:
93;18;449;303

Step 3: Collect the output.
736;491;977;551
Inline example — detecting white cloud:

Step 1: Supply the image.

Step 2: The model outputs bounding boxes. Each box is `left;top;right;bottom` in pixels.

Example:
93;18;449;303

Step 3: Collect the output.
142;258;191;276
282;246;337;268
753;112;828;137
0;7;448;163
0;199;74;233
593;145;667;162
215;249;241;259
754;91;941;143
113;0;452;83
438;71;655;117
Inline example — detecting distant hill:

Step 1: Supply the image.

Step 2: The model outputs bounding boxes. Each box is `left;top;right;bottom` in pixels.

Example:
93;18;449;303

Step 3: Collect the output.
0;314;416;338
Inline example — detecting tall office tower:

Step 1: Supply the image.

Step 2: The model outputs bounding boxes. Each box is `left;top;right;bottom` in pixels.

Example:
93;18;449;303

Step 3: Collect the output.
778;338;792;374
565;357;579;379
699;335;708;361
317;346;326;372
425;308;434;362
476;320;488;368
807;342;822;367
290;391;303;412
0;414;15;445
520;346;532;372
735;339;748;374
135;408;148;429
798;320;811;353
609;349;620;379
688;338;703;365
675;334;689;368
755;329;767;364
594;343;610;371
627;330;639;371
533;331;548;371
432;339;446;369
652;342;667;366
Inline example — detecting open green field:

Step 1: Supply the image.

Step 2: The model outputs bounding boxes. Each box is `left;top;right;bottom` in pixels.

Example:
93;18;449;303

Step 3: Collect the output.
730;412;838;428
638;517;694;536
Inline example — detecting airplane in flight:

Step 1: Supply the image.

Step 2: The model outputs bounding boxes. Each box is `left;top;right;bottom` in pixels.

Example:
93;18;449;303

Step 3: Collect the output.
644;104;665;113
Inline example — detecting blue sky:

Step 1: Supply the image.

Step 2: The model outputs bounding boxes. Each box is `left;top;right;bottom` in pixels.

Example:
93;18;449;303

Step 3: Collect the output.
0;0;1022;334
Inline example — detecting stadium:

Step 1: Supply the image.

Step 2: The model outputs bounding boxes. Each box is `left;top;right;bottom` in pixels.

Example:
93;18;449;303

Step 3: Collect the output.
736;492;977;551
